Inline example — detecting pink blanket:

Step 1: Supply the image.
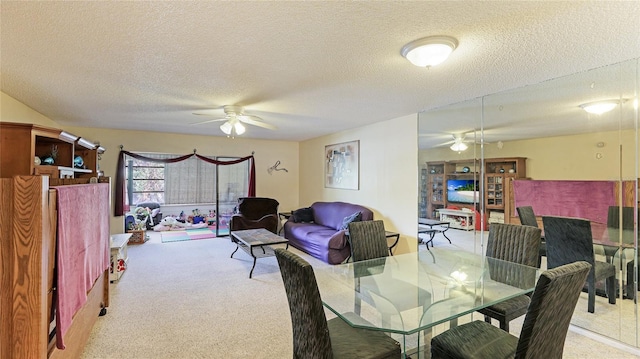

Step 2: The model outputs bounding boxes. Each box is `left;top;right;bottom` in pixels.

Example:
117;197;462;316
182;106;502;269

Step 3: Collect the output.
512;180;615;224
54;183;110;349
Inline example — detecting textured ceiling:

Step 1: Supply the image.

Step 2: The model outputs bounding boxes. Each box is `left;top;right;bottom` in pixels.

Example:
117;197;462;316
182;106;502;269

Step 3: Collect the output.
1;1;639;144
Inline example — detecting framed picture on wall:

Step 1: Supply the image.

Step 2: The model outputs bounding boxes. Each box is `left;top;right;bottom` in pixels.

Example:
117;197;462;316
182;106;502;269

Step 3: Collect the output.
325;140;359;190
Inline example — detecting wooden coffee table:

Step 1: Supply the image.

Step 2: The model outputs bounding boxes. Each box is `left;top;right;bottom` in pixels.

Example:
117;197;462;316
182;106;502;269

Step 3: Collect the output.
230;228;289;278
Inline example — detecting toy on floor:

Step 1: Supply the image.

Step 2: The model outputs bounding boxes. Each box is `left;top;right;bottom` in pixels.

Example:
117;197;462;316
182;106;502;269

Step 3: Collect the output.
153;216;207;231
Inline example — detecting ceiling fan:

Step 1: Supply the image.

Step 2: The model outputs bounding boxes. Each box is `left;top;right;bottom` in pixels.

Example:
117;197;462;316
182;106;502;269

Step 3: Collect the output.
192;105;276;137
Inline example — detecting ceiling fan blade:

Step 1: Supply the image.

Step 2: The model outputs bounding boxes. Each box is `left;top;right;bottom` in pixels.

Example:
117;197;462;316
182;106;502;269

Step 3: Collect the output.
190;118;227;126
238;115;277;130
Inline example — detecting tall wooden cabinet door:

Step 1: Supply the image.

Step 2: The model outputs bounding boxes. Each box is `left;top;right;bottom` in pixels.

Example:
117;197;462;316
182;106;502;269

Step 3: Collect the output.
485;174;505;209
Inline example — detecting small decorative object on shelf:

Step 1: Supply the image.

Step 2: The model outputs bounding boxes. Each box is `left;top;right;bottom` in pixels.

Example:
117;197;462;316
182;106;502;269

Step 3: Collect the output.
74;155;85;169
462;166;470;173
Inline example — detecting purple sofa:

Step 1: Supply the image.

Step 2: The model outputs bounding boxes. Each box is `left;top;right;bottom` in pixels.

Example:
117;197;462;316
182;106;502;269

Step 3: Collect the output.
283;201;373;264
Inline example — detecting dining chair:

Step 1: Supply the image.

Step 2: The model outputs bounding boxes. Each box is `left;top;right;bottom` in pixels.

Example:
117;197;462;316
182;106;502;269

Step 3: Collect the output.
607;206;638;298
516;206;545;267
431;261;591;359
542;216;616;313
274;248;401;359
348;220;432;322
348;220;389;261
478;223;541;332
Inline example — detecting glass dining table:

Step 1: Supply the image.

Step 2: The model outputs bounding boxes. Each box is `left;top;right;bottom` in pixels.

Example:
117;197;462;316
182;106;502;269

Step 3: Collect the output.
313;248;539;358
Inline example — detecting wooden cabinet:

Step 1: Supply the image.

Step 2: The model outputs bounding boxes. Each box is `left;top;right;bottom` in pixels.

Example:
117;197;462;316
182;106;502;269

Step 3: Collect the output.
0;122;104;179
426;161;446;219
486;174;504;208
422;157;526;224
484;158;526;224
419;168;428;218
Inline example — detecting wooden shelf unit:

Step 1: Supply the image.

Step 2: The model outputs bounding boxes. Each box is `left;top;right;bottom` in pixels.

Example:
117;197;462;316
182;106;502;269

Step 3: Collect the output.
484;158;526;224
425;161;446;219
423;157;526;224
0;122;105;179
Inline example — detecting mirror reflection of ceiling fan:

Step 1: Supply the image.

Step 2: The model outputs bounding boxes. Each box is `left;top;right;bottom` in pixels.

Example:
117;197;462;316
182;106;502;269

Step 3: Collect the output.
420;131;492;151
191;105;276;137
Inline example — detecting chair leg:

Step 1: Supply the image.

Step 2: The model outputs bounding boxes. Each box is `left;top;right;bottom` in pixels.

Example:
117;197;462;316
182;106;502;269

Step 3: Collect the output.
588;281;595;313
499;319;509;332
354;278;362;315
607;276;616;304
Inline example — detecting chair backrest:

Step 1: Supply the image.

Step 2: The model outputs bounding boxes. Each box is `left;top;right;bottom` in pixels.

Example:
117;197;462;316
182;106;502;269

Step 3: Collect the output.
486;223;541;267
517;206;539;228
275;248;333;358
607;206;637;245
237;197;279;220
515;261;591;358
348;220;388;262
485;223;541;291
542;216;595;270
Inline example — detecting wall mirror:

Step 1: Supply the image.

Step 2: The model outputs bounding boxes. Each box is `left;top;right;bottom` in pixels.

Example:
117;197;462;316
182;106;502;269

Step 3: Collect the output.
418;58;639;346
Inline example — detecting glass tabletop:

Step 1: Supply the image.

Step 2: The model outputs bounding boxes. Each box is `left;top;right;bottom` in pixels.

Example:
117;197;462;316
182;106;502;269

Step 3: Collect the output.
314;248;539;336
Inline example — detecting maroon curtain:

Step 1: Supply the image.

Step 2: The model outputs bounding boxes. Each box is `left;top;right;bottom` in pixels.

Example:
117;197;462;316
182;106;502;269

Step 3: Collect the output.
115;150;255;216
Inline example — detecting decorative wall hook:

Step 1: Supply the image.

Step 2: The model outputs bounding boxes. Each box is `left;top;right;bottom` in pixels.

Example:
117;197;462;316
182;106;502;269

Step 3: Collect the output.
268;160;288;175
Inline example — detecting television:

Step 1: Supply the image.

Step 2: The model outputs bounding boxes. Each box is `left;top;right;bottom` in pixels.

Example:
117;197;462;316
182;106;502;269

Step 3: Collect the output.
447;179;480;204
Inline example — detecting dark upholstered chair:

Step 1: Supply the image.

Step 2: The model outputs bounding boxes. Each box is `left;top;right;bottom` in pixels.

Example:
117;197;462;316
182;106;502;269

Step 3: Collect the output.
229;197;279;234
348;220;431;319
431;261;591;359
348;220;389;261
478;223;541;332
607;206;639;297
516;206;545;266
542;216;616;313
274;248;401;359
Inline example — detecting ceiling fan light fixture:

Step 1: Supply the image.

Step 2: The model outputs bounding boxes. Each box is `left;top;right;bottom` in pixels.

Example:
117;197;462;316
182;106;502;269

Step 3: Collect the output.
579;100;620;115
220;121;233;135
450;141;468;152
401;36;458;67
234;121;246;135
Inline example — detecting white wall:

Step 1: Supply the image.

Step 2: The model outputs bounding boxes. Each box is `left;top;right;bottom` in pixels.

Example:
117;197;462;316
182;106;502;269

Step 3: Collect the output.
299;114;419;254
1;91;60;127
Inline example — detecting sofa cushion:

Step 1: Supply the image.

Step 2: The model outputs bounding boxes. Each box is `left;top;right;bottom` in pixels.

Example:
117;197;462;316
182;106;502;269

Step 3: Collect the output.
341;211;362;231
292;207;314;223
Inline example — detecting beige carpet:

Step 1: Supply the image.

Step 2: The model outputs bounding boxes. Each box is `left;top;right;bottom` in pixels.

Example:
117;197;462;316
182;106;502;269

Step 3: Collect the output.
81;231;639;358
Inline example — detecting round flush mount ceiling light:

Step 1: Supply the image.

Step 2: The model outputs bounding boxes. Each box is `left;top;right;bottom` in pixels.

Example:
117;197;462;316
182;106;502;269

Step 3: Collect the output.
401;36;458;67
579;100;623;115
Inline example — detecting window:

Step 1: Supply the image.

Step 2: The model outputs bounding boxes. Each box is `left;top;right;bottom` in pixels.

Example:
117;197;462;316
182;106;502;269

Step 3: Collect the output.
125;153;248;206
126;154;166;205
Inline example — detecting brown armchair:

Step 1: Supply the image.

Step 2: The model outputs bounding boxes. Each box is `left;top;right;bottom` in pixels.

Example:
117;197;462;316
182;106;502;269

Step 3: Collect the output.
229;197;280;234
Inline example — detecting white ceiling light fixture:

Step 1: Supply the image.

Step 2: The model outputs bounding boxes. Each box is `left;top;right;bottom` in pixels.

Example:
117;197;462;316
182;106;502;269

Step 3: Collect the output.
401;36;458;67
579;99;623;115
192;105;276;138
450;136;468;152
219;117;246;138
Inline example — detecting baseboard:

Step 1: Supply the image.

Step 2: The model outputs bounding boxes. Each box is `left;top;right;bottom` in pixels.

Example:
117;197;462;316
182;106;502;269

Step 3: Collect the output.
569;324;640;356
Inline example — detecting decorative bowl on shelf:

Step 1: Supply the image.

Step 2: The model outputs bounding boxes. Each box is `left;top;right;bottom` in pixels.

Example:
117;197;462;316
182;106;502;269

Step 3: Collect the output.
462;166;470;173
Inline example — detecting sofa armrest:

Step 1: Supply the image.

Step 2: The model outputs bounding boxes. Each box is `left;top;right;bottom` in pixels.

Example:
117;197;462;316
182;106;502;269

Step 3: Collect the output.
328;229;349;250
